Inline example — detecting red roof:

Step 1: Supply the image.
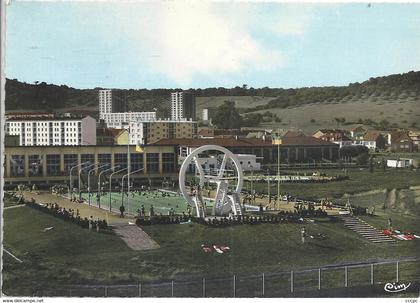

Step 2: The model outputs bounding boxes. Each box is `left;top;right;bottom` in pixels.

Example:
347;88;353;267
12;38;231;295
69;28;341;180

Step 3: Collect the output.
363;130;382;141
150;136;337;147
281;135;337;146
150;138;273;147
107;128;126;137
391;130;412;143
282;130;305;138
198;128;249;137
319;133;352;142
350;125;366;132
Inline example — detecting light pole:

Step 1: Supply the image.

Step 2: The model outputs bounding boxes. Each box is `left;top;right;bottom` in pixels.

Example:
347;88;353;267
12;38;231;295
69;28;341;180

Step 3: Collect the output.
109;167;127;212
78;163;96;201
123;123;132;202
267;169;271;204
87;163;110;206
248;164;254;195
69;161;90;200
98;165;119;208
121;167;144;216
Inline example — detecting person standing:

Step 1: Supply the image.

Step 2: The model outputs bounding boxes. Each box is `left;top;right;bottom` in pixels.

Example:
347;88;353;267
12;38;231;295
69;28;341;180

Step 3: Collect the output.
301;227;306;244
88;216;93;231
388;218;393;230
119;205;125;218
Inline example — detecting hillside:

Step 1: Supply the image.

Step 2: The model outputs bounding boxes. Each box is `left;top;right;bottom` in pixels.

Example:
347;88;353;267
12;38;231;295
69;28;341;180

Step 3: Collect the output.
5;71;420;131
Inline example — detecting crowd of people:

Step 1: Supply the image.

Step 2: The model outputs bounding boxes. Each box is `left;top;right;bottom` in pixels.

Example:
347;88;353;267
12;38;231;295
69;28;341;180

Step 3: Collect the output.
50;185;67;195
26;199;108;231
135;206;328;227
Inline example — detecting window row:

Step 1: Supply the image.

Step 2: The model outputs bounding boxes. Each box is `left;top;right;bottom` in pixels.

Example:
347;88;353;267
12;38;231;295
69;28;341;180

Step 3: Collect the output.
9;153;175;176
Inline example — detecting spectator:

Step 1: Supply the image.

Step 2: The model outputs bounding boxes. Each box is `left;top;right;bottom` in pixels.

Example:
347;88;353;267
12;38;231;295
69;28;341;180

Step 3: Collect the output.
301;227;306;244
88;216;93;231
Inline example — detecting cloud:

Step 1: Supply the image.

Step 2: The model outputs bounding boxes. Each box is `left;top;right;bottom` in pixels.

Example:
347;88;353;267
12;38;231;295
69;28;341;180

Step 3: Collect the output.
131;2;284;85
268;7;314;37
270;17;310;36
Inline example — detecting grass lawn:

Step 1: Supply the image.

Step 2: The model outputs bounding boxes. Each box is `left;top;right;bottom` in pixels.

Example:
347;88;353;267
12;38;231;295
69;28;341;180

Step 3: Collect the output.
3;205;419;297
249;168;420;201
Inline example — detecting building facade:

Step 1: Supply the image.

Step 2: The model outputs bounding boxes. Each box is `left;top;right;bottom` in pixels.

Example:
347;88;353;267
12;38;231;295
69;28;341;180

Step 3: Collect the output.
151;136;339;165
5;116;96;146
4;145;177;185
127;120;197;145
98;89;127;118
101;112;157;128
391;131;414;152
202;108;209;121
408;130;420;151
171;91;196;120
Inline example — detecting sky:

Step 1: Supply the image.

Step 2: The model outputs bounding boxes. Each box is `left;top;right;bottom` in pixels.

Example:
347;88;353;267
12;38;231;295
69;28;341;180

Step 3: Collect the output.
5;1;420;89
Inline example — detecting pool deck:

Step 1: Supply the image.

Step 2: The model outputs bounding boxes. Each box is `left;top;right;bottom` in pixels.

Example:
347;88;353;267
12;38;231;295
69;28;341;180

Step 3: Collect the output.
20;191;132;224
20;190;341;220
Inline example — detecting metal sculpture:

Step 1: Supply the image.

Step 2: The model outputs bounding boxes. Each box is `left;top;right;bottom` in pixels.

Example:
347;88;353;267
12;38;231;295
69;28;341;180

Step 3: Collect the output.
179;145;243;218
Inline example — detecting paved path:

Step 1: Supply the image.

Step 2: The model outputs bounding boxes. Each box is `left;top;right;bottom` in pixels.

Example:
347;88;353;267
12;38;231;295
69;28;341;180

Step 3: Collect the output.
4;204;26;210
111;223;159;251
18;191;160;251
20;191;131;224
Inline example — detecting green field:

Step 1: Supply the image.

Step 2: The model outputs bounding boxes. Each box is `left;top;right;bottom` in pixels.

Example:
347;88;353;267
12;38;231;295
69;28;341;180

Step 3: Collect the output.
248;168;420;202
253;98;419;133
196;95;419;134
3;205;419;296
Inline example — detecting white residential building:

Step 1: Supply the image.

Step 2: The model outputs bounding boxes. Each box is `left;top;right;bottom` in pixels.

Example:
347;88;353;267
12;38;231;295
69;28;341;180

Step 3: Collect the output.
102;112;157;128
202;108;209;121
171;92;184;120
98;89;127;119
118;120;197;145
5;116;96;146
171;91;196;120
99;89;113;115
387;158;413;168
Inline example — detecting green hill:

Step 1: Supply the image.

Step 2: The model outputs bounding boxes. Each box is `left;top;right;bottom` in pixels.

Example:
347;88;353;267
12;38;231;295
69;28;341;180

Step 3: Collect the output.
5;71;420;131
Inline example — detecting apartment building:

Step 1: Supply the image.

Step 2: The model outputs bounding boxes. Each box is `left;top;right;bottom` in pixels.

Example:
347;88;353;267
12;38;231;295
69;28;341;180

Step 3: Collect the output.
5;116;96;146
171;91;196;120
98;89;127;117
126;120;197;145
101;112;157;128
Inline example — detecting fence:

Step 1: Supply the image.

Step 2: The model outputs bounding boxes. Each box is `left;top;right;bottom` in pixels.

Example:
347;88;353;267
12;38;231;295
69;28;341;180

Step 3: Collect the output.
263;162;368;170
31;259;419;297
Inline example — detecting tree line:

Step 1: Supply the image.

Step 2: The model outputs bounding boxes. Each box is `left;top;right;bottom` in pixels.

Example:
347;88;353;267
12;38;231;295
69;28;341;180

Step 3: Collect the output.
5;70;420;112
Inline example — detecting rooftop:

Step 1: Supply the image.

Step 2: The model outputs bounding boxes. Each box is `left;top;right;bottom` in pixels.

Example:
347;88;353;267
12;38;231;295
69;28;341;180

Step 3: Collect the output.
6;115;92;121
363;130;382;141
150;135;337;147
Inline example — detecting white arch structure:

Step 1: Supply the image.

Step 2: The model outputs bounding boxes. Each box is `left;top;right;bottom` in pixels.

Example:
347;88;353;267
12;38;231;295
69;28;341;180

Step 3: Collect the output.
179;145;244;218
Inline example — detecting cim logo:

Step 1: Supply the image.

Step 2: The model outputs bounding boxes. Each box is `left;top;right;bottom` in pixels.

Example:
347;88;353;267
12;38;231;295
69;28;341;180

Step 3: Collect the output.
384;282;411;293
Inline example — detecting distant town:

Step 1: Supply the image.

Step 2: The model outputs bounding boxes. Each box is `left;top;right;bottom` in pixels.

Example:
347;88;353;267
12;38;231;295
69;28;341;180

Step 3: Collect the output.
3;87;419;185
